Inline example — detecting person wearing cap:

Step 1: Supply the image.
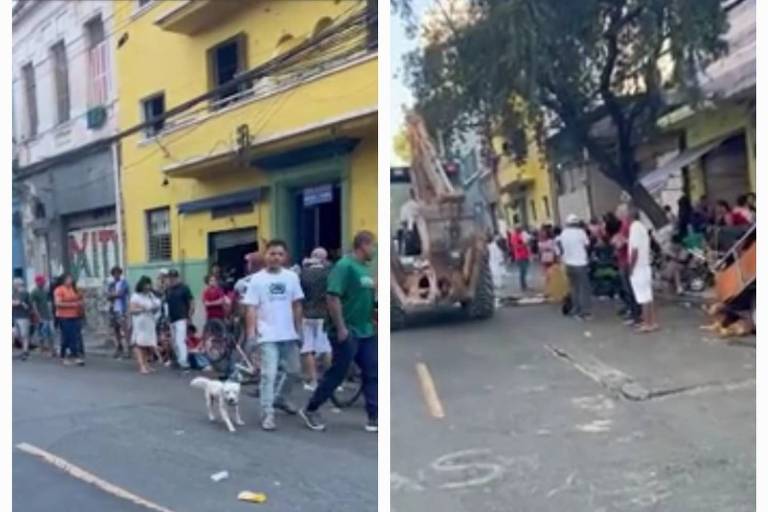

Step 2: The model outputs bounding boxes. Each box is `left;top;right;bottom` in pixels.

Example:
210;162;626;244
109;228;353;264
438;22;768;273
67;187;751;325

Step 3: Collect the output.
106;266;131;359
558;214;592;320
30;275;55;357
12;278;33;360
165;269;194;370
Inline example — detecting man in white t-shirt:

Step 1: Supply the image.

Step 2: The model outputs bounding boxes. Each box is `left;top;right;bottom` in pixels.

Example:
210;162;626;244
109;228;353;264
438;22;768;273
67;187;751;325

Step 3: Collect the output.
628;207;658;332
558;214;592;319
243;240;304;431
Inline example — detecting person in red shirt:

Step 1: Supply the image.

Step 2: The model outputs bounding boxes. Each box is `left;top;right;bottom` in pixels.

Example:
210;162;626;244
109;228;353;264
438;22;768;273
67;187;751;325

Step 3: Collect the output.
185;324;212;371
202;275;227;322
507;225;531;291
732;195;754;226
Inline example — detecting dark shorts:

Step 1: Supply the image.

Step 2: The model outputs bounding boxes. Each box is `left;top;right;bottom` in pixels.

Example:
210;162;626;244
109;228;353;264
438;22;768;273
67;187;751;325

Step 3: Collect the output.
110;311;127;330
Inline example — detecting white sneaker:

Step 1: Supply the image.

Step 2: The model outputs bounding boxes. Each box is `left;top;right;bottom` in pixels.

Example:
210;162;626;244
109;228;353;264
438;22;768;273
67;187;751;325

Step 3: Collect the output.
303;382;317;392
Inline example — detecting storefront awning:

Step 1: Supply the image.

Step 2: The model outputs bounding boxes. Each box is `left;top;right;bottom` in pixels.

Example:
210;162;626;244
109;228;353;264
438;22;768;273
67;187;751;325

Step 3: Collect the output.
177;187;266;214
641;137;727;194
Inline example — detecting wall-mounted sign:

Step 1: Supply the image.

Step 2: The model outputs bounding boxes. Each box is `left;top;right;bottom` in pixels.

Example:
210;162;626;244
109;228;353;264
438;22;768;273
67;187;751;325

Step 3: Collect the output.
303;184;333;207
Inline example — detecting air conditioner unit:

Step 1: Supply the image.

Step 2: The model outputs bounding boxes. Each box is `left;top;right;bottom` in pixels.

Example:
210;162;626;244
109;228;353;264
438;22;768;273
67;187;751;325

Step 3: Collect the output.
87;106;107;129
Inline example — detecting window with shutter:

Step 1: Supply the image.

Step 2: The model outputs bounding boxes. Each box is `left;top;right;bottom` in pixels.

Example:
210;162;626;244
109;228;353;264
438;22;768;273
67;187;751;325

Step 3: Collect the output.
21;63;38;138
146;208;172;261
51;41;70;124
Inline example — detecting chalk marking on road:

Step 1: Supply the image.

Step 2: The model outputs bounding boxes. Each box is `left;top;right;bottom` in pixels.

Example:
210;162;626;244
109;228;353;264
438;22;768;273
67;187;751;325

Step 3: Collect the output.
16;442;176;512
430;449;505;490
390;472;425;492
415;362;445;419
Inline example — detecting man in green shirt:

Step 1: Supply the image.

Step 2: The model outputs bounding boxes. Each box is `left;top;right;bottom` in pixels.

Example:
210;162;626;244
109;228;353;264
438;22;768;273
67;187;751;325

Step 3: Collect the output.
300;231;377;433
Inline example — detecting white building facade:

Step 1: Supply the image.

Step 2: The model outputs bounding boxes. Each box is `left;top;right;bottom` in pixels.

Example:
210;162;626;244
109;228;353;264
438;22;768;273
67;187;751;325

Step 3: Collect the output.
12;0;121;331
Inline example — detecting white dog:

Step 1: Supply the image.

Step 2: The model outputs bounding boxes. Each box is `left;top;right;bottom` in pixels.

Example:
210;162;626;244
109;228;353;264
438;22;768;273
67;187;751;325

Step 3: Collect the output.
190;377;245;433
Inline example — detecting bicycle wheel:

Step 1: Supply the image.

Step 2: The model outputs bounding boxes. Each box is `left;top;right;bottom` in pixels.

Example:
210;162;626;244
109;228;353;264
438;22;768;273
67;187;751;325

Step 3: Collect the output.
331;364;364;408
204;319;229;364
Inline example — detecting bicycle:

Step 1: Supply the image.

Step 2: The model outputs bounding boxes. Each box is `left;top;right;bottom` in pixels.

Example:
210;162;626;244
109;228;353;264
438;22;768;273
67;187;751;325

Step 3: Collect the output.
203;316;261;385
330;362;363;408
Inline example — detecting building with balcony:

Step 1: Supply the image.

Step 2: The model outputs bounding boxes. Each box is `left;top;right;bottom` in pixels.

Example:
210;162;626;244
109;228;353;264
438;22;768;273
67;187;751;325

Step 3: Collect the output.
116;0;377;296
12;0;121;319
494;136;556;230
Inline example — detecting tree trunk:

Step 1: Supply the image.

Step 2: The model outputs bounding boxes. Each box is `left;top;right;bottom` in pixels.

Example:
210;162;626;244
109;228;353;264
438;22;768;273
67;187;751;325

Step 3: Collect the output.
627;181;668;228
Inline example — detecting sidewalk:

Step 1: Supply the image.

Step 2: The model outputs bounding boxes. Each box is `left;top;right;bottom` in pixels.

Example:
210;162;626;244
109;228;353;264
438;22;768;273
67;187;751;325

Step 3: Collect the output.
512;300;755;401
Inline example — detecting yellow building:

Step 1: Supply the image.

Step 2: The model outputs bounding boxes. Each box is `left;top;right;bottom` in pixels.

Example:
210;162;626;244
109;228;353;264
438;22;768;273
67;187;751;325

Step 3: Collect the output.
493;137;555;230
115;0;377;293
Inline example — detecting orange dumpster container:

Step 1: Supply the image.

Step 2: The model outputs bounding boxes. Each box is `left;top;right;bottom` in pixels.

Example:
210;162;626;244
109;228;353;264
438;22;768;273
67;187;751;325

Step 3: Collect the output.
715;239;756;304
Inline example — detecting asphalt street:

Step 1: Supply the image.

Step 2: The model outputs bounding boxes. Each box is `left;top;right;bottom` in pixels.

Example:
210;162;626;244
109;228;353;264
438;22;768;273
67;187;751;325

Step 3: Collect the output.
12;355;377;512
391;301;755;512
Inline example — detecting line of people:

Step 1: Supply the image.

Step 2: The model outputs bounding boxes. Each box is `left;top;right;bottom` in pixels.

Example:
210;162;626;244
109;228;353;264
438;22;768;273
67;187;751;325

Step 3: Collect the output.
12;231;379;434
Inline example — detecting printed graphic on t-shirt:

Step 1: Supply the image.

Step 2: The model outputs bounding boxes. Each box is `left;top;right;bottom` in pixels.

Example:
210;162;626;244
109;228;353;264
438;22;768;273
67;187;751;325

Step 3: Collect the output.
269;282;287;298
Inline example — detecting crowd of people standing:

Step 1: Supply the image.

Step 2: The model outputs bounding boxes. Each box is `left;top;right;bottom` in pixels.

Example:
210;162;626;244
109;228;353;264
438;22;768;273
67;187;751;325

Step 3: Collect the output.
12;231;379;433
493;192;756;333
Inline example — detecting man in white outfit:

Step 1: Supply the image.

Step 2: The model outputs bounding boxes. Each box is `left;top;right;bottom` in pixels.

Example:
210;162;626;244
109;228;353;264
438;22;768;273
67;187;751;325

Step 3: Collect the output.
628;206;658;332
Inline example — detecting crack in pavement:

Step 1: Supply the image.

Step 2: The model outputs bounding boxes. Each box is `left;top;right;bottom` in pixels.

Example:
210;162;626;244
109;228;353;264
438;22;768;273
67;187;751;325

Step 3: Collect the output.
544;345;755;402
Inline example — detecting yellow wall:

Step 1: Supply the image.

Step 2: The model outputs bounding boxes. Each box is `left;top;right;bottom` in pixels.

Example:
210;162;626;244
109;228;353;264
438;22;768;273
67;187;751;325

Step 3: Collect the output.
493;137;555;227
349;129;379;236
115;0;377;266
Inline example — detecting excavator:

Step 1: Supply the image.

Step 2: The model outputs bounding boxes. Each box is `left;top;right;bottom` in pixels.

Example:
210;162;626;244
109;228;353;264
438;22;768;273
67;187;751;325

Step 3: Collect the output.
391;112;494;329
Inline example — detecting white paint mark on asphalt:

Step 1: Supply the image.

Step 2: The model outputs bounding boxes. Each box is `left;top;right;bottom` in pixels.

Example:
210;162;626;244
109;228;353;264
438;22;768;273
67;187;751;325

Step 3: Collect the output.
575;419;613;433
16;442;177;512
614;431;646;444
516;385;548;394
571;395;615;414
415;362;445;419
390;472;425;492
430;449;505;490
536;429;551;436
547;472;577;498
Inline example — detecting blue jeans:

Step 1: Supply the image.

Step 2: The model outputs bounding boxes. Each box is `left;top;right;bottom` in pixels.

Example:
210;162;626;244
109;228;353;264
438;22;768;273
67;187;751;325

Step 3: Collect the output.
307;333;378;421
259;341;301;416
518;259;530;290
59;318;83;358
36;320;55;350
188;353;211;370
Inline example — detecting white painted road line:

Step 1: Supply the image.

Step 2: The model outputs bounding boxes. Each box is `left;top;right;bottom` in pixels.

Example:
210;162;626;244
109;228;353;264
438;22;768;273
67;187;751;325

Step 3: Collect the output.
416;362;445;419
16;442;176;512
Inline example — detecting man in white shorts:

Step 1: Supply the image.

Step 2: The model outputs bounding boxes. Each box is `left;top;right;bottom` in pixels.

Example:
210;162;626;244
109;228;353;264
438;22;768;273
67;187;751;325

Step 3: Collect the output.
628;206;658;333
299;247;332;391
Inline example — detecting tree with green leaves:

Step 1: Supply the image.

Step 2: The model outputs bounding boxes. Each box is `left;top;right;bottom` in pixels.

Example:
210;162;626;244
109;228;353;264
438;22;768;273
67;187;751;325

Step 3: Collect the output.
401;0;730;226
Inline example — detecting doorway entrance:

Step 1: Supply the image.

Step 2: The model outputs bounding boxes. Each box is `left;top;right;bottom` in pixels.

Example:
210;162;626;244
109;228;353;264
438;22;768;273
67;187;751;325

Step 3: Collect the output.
293;182;342;262
208;227;258;288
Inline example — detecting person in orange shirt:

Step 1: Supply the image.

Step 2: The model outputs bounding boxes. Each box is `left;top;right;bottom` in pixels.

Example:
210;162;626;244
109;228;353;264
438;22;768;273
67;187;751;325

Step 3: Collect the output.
54;273;85;366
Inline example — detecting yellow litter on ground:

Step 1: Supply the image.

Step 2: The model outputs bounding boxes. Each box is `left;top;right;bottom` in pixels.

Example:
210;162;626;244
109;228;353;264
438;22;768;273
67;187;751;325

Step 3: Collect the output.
238;491;267;504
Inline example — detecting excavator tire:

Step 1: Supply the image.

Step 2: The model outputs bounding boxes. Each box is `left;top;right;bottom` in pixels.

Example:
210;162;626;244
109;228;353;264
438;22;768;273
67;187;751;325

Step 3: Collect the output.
463;256;495;320
391;292;407;331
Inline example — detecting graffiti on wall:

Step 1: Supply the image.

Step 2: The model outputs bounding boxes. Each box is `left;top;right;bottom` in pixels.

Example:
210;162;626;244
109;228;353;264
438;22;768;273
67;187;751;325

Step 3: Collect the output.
67;225;120;288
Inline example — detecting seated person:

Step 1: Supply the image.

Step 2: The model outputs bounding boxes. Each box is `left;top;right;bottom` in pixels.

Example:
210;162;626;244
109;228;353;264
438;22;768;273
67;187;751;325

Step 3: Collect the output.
186;324;212;372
